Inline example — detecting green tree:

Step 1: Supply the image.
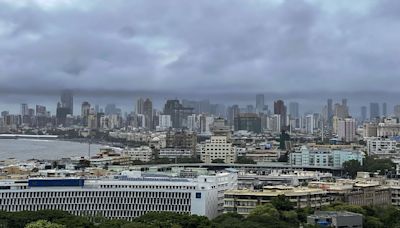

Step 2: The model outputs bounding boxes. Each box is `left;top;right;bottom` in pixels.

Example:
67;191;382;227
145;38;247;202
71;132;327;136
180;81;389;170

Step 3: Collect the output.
211;159;225;164
363;156;395;175
271;195;294;211
134;212;210;228
342;159;362;178
25;220;65;228
235;156;256;164
249;204;279;218
212;213;244;228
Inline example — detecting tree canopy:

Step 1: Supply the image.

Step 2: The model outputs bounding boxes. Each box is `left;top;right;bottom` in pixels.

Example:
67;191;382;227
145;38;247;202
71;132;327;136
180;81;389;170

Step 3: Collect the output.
342;156;396;178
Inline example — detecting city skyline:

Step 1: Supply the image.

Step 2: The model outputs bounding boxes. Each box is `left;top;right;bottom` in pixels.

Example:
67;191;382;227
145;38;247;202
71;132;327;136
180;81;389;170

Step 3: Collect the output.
1;91;398;120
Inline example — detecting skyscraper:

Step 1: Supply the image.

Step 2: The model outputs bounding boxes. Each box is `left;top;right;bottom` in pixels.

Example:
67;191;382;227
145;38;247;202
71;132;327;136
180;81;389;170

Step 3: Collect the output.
256;94;265;113
143;98;153;129
327;99;333;127
136;98;144;114
338;118;356;142
163;100;193;129
234;113;261;133
342;98;347;107
274;100;287;130
289;102;299;119
61;90;73;115
394;105;400;119
20;103;29;116
227;105;240;126
36;105;47;116
81;101;91;127
370;103;380;121
382;102;387;117
361;106;367;122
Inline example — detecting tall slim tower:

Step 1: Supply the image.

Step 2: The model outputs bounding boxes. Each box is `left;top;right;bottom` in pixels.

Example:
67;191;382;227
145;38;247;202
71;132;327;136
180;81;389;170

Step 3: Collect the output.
61;90;73;115
20;103;29;116
136;98;145;114
382;102;387;117
370;103;380;121
361;106;367;122
289;102;299;118
81;101;91;127
274;100;287;130
327;99;333;127
256;94;265;113
143;98;153;129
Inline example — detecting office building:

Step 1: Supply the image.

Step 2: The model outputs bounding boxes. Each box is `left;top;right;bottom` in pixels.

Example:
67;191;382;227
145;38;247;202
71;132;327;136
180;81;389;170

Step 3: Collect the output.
166;131;197;155
361;106;367;122
123;146;153;162
20;103;29;116
210;117;231;137
305;114;314;134
377;121;400;137
370;103;380;121
394;105;400;118
382;102;387;117
227;105;240;126
163;100;193;129
35;105;47;116
0;171;238;220
269;114;281;133
255;94;265;113
307;211;362;228
81;101;91;127
334;103;349;119
289;102;299;119
366;137;400;156
105;104;120;115
363;123;378;137
158;115;172;130
327;99;333;127
199;136;236;164
224;186;329;216
143;98;153;129
136;98;144;115
274;100;287;129
60;90;73;115
159;148;192;159
233;113;261;133
56;102;70;126
289;146;363;168
337;118;356;142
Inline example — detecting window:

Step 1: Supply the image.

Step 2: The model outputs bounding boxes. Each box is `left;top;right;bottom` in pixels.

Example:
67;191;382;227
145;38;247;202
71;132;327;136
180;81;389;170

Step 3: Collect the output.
196;192;201;199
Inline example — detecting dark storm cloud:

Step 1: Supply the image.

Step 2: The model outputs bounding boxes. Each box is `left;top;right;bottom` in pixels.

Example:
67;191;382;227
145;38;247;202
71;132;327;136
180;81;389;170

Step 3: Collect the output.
0;0;399;101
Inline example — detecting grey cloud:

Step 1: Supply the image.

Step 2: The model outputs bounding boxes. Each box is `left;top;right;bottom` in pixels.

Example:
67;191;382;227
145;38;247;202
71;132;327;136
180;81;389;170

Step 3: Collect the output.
0;0;399;107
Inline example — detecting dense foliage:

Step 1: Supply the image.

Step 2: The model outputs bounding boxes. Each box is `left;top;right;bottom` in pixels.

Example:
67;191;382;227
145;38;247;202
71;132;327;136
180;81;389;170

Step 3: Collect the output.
2;200;400;228
342;155;396;178
323;202;400;228
235;156;256;164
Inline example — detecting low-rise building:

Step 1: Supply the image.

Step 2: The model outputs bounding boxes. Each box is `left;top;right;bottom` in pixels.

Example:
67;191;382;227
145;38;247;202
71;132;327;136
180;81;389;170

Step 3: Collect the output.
0;171;238;220
289;146;363;168
366;137;400;157
159;148;193;159
224;186;329;216
199;136;236;164
123;146;153;162
307;211;363;228
90;148;130;166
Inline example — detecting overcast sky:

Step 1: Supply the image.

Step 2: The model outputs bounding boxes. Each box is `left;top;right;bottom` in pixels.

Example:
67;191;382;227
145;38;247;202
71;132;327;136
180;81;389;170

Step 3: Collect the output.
0;0;399;114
